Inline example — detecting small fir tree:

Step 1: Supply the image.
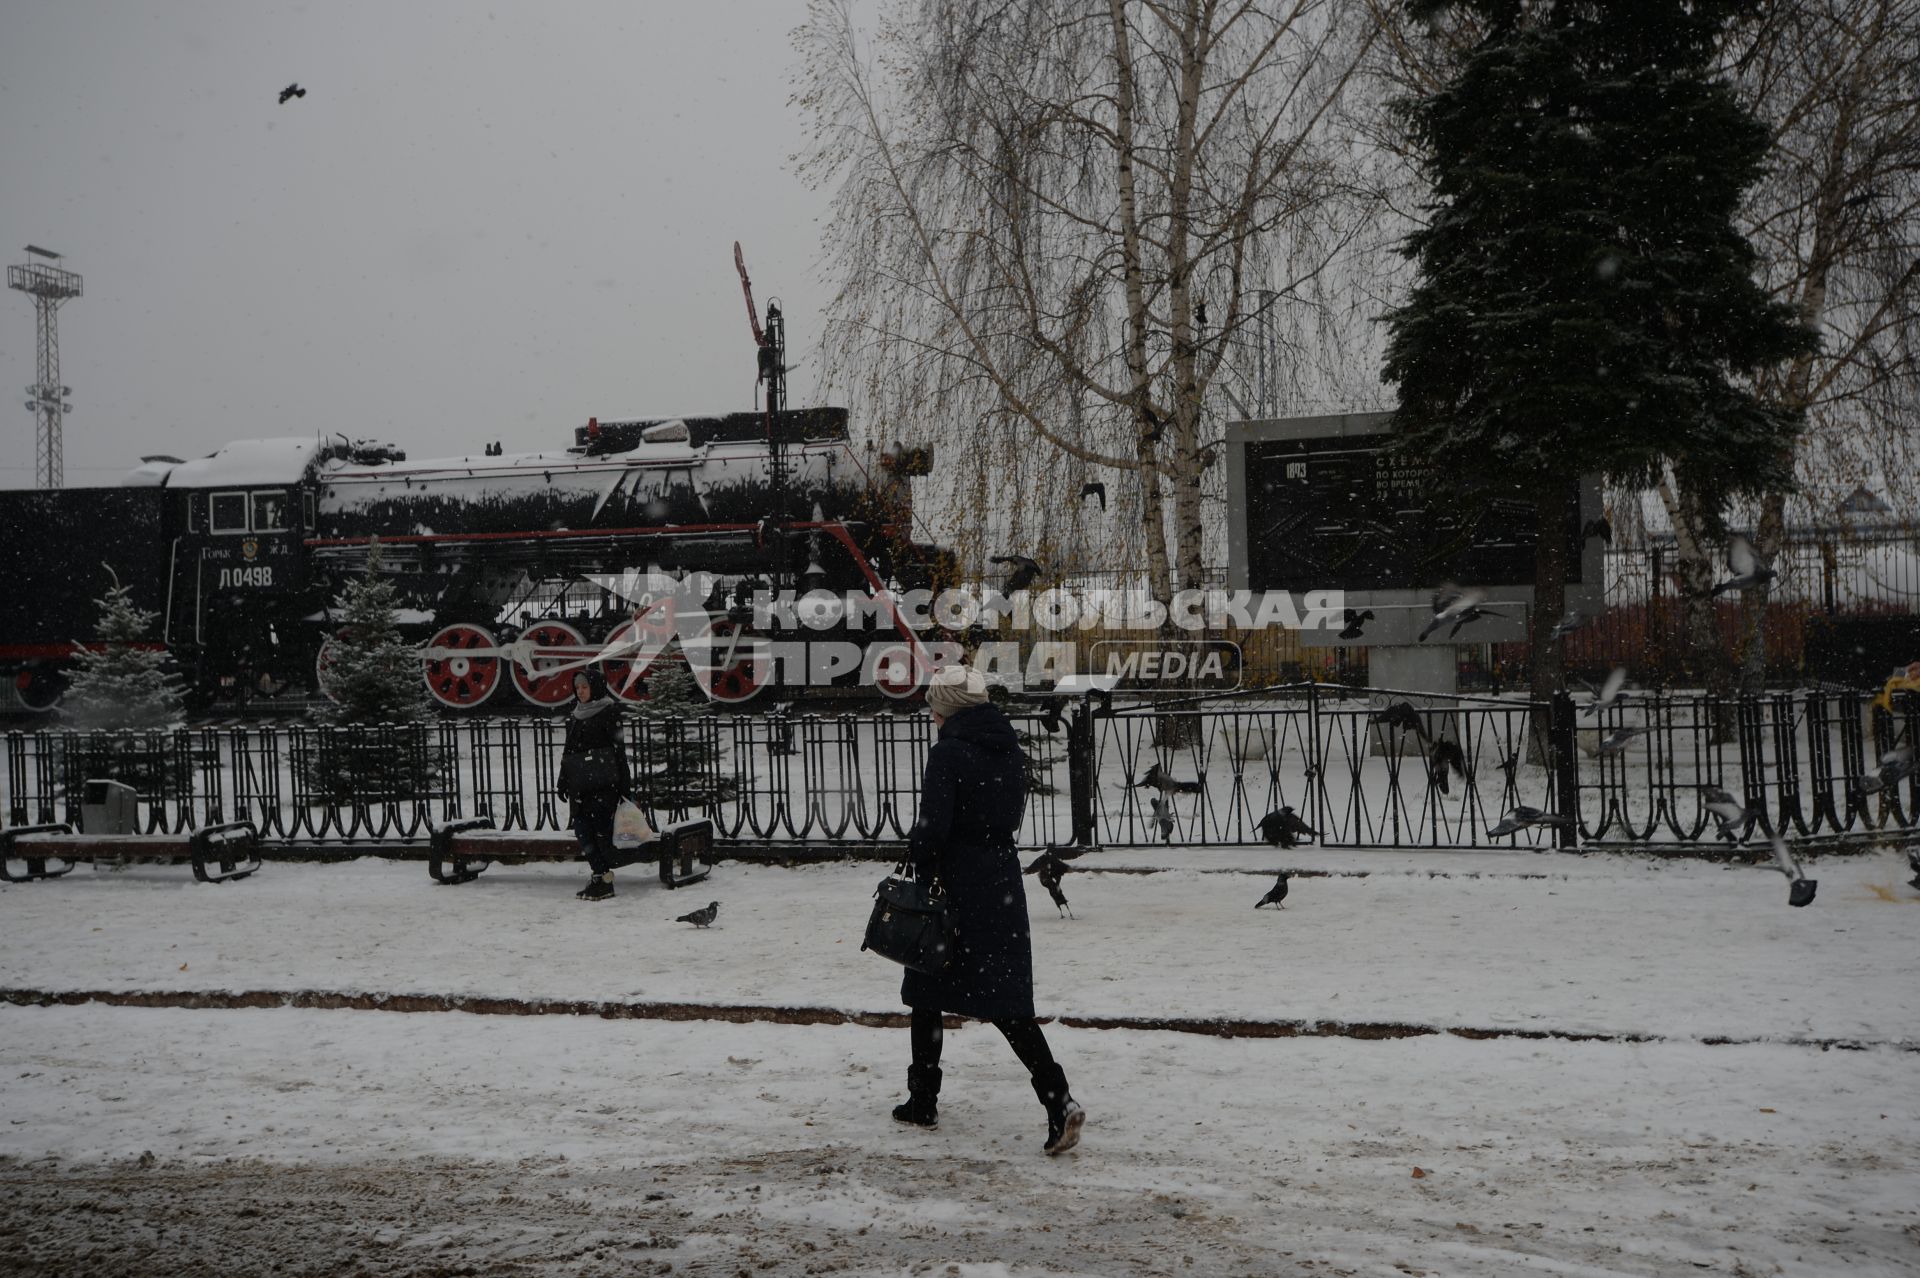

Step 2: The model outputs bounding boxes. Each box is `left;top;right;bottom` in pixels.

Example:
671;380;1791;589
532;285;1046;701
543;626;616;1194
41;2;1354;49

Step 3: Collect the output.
630;661;737;818
312;545;435;727
305;545;437;799
64;567;186;730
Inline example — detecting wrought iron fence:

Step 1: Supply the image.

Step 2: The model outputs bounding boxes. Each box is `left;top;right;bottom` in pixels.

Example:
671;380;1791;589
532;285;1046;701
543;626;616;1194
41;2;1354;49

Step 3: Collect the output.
2;688;1912;851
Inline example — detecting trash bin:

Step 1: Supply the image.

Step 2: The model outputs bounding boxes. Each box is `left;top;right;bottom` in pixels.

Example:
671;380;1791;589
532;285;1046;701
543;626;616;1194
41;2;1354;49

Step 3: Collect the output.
81;779;139;835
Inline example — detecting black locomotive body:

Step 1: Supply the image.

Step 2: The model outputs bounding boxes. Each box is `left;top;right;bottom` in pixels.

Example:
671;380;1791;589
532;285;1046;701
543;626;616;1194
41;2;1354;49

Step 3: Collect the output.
1;408;945;715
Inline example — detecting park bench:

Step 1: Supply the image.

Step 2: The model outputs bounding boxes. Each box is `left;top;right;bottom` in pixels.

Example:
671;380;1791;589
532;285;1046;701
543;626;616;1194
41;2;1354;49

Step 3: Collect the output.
0;820;263;884
427;816;715;889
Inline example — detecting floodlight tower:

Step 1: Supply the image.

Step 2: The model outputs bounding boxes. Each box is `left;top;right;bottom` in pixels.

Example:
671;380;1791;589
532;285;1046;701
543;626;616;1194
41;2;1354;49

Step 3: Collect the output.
7;245;83;489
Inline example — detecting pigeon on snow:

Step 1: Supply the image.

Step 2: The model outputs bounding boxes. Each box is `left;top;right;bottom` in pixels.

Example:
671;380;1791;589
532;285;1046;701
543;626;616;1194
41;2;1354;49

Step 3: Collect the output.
675;901;720;928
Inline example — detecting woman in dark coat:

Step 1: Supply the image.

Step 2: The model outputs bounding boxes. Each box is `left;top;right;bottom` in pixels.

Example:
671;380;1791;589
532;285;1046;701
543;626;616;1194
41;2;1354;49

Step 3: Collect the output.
893;665;1085;1154
557;667;631;901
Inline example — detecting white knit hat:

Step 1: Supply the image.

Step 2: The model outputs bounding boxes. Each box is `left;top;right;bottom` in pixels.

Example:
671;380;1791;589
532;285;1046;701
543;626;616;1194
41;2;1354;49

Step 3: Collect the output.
925;664;989;717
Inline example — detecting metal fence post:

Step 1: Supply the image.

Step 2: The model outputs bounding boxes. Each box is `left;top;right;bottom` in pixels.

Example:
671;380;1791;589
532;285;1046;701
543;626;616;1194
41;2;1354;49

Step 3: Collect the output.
1550;690;1579;848
1066;697;1098;849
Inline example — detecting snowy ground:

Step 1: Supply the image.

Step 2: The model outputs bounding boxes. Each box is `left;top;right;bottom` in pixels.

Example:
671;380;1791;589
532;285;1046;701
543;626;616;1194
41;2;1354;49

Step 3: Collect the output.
3;847;1918;1275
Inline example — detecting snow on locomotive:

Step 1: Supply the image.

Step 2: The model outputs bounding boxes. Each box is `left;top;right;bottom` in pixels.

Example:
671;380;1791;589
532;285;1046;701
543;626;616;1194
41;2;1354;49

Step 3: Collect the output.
0;407;944;713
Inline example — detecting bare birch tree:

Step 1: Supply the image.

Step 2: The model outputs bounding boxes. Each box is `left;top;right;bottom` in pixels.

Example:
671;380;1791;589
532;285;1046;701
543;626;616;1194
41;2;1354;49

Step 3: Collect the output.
796;0;1377;601
1723;0;1920;691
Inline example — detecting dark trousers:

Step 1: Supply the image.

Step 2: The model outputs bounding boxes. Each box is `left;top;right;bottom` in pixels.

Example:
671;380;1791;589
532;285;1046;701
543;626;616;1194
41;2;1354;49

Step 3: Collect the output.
910;1006;1056;1079
573;794;619;875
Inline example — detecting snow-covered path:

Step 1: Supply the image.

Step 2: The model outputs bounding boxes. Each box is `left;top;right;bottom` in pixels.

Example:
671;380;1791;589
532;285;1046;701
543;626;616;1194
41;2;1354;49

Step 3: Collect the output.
2;1008;1916;1276
4;847;1917;1044
3;847;1917;1275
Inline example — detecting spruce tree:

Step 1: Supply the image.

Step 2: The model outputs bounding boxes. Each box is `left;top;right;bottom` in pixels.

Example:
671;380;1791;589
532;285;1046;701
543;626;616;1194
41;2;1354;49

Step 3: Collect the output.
307;544;437;799
1381;0;1816;705
630;661;737;818
64;568;186;730
312;544;435;727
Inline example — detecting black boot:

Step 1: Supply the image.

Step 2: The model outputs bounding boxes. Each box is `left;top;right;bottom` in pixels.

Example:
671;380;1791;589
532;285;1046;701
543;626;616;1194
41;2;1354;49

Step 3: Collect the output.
891;1064;941;1128
576;873;614;901
1031;1063;1084;1155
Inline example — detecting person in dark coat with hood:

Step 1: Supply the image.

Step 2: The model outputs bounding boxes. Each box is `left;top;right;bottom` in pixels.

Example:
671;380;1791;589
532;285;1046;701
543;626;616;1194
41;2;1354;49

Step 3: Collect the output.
557;667;631;901
892;665;1086;1154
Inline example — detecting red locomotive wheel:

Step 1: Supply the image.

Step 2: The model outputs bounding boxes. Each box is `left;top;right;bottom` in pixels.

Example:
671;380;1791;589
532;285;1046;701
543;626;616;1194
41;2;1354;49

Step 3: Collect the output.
599;611;674;702
422;623;502;709
509;620;590;707
314;633;345;702
699;622;769;704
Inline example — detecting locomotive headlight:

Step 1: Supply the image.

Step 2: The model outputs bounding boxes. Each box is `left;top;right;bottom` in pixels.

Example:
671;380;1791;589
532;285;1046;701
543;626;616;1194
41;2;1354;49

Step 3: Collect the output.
796;589;845;631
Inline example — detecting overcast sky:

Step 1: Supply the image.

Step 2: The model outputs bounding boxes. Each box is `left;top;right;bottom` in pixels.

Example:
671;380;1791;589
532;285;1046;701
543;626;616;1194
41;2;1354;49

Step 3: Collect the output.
0;1;837;488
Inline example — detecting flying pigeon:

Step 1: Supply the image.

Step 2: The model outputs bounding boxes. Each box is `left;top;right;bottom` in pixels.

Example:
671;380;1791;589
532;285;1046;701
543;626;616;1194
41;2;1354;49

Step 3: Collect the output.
1699;785;1753;837
674;901;720;928
1339;608;1375;640
1429;738;1468;794
1418;584;1502;642
1581;516;1612;545
1149;795;1177;842
1711;534;1778;596
990;554;1044;593
278;83;307;104
1080;481;1107;511
1549;610;1590;643
1486;805;1576;838
1597;725;1650;757
1133;763;1202;795
1024;849;1076;917
1852;745;1914;796
1257;806;1317;848
1255;872;1290;910
1577;666;1630;718
1764;830;1818;907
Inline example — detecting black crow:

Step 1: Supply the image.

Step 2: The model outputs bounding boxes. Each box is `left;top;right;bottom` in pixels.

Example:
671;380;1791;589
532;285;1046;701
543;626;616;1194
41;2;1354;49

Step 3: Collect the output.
1581;516;1612;545
990;554;1044;593
1430;738;1467;794
1257;806;1316;848
1370;701;1429;739
1132;763;1202;794
1080;481;1107;511
1255;872;1290;910
1486;806;1576;837
1024;850;1075;917
278;83;307;104
1338;608;1375;640
674;901;720;928
1711;535;1778;596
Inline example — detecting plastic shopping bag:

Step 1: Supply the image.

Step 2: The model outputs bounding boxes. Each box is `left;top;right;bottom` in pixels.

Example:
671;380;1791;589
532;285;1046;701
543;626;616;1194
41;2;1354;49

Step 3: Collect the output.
612;799;656;849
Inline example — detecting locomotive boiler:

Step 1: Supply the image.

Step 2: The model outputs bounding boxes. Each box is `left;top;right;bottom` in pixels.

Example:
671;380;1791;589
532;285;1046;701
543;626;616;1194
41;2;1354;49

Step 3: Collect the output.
0;407;946;714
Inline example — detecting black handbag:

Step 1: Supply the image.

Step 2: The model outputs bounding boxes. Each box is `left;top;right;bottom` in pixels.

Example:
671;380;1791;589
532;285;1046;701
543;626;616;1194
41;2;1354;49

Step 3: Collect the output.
861;867;955;974
560;747;622;796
